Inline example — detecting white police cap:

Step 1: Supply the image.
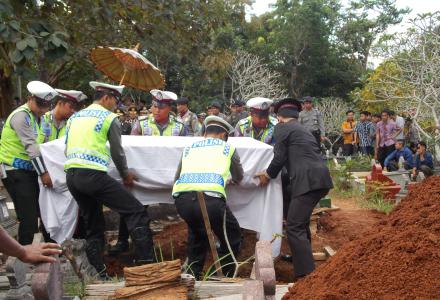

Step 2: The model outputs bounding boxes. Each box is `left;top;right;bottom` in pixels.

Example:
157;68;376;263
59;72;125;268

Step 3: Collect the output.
204;115;235;135
246;97;273;111
55;89;87;102
150;89;178;102
89;81;124;96
26;81;58;102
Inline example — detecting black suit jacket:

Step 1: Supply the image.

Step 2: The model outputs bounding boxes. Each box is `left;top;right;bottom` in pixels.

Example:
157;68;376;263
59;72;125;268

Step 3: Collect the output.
267;119;333;197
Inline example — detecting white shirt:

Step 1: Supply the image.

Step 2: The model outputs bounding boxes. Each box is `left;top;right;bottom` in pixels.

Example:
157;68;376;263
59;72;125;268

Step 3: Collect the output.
395;116;405;140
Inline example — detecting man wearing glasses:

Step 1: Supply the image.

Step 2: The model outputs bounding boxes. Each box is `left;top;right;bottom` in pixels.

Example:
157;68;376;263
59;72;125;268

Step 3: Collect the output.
65;82;155;279
131;89;187;136
0;81;57;245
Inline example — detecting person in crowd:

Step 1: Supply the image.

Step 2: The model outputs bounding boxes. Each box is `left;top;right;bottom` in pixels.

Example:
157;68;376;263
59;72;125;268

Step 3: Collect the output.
354;111;374;155
412;141;434;179
207;101;227;120
226;99;248;127
389;110;404;140
235;97;277;145
131;90;186;136
111;90;186;256
370;113;381;152
138;105;149;117
114;108;132;135
65;81;154;278
341;110;357;156
255;98;333;280
298;96;325;146
0;81;57;245
197;112;207;126
41;89;86;143
176;97;200;136
375;109;400;167
404;117;420;146
383;140;414;171
172;116;243;279
0;225;61;263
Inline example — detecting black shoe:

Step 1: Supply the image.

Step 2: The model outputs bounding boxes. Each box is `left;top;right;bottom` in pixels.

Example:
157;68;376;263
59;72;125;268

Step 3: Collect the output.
86;239;108;277
130;226;155;265
108;240;129;255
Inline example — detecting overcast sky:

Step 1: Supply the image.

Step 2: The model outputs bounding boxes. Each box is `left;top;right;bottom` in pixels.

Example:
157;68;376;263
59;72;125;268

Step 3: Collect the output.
245;0;440;65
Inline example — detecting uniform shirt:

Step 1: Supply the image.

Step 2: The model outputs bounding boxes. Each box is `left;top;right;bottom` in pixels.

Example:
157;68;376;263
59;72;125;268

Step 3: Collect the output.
130;117;188;136
354;121;374;147
41;110;66;143
384;147;414;169
177;110;200;137
107;119;129;178
9;111;41;160
298;109;325;136
377;120;399;147
341;120;356;145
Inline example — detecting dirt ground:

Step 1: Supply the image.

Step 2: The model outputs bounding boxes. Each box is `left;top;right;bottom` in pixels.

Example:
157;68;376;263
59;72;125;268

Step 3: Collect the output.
105;194;386;283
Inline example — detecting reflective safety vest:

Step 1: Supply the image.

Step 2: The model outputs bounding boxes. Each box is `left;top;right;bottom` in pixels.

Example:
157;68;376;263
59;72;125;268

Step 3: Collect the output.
172;138;234;199
140;115;184;136
237;116;278;144
0;104;44;170
64;103;117;172
40;110;66;143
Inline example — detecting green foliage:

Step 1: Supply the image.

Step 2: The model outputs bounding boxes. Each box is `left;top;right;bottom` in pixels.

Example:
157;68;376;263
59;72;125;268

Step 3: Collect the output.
360;182;395;214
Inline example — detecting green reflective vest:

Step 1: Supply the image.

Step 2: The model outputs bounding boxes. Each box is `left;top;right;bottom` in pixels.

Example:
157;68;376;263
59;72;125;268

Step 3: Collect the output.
0;104;44;170
172;138;234;199
140;115;184;136
237;116;278;145
64;103;117;172
40;111;66;143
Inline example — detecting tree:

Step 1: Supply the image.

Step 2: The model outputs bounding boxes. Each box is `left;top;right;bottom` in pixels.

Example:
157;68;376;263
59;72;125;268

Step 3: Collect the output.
226;50;287;101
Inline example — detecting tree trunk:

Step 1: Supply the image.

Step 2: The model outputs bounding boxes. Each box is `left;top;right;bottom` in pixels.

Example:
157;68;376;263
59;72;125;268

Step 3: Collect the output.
0;70;13;118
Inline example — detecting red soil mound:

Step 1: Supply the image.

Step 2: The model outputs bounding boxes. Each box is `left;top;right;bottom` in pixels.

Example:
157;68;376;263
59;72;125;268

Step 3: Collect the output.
283;176;440;300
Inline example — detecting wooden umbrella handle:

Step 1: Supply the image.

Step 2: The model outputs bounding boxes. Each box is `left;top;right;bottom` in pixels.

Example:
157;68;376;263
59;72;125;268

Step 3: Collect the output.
120;69;127;85
196;192;224;277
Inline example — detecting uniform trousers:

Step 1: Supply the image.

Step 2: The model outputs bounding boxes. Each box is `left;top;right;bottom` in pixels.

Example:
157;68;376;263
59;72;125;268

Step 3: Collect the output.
2;169;45;245
174;192;242;279
66;168;149;243
286;188;329;278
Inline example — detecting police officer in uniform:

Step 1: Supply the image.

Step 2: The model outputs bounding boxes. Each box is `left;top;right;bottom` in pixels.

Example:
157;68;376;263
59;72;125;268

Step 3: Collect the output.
255;98;333;280
0;81;57;245
131;90;186;136
41;89;87;143
173;116;243;279
226;100;248;127
176;97;200;136
235;97;277;145
298;96;325;146
65;81;154;278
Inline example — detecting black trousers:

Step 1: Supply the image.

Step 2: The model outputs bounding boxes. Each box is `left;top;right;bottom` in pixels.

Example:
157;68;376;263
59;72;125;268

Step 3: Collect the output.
174;192;242;279
2;169;40;245
286;188;329;278
66;168;150;243
342;144;354;156
378;144;396;167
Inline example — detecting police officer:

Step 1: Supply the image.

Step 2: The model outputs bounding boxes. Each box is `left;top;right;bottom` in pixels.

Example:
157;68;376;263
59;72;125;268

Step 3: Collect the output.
131;90;186;136
172;116;244;279
41;89;87;143
298;96;325;146
255;98;333;280
226;100;248;127
0;81;57;245
65;81;154;278
176;97;200;136
235;97;278;145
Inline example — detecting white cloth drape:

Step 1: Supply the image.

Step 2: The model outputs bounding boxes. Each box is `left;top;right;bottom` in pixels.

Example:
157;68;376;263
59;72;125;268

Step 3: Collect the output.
39;136;283;256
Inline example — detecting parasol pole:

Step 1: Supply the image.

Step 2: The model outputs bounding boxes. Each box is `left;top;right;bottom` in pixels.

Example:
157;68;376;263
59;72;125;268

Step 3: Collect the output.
119;69;127;85
196;192;224;277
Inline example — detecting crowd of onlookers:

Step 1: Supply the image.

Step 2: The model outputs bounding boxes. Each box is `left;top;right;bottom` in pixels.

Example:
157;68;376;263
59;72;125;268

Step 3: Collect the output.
340;109;435;179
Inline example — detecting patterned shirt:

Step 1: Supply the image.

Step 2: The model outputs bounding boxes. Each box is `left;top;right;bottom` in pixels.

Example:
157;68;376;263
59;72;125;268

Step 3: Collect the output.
354;121;374;147
376;120;399;147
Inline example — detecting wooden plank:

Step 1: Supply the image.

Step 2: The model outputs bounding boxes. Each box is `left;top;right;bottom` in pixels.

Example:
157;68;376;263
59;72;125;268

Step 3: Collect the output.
324;246;336;257
312;205;340;215
124;259;181;286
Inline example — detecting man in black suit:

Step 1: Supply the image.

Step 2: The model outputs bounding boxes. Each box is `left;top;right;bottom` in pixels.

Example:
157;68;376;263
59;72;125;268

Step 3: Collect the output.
255;98;333;279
